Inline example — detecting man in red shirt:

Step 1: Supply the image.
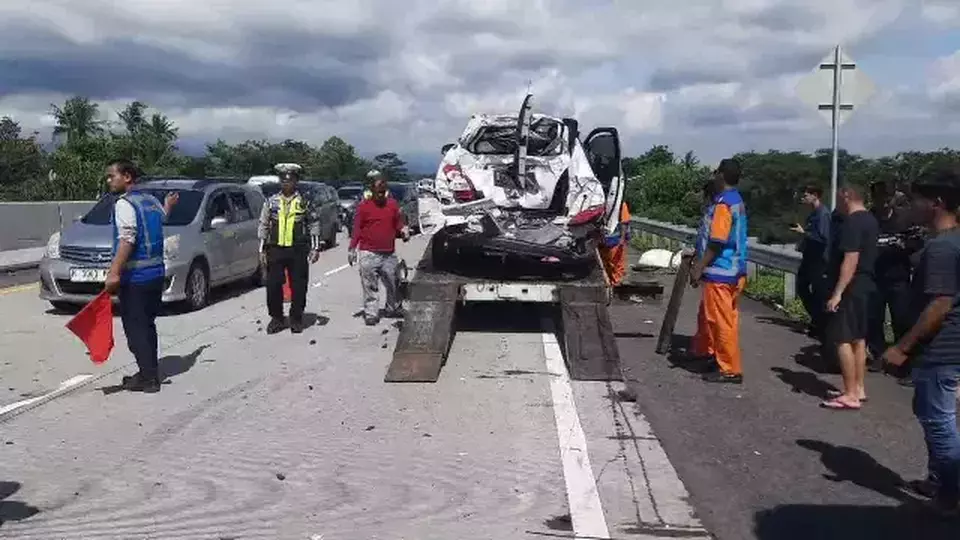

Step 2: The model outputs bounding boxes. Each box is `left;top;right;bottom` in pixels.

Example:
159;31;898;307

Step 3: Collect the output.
348;175;410;325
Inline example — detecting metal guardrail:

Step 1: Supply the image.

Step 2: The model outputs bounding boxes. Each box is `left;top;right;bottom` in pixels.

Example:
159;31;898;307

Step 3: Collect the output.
630;217;802;274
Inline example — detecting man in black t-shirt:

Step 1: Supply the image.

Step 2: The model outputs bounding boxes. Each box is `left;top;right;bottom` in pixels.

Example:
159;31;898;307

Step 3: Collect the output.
821;185;879;410
883;166;960;515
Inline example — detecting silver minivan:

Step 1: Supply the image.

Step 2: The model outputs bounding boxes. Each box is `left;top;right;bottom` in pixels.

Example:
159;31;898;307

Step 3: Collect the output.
39;179;266;312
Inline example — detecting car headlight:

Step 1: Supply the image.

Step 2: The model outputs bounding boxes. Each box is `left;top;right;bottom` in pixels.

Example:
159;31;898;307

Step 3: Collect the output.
164;234;180;261
46;232;61;259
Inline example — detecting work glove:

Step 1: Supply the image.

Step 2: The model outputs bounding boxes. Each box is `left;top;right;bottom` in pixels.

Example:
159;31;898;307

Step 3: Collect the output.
400;226;411;242
309;249;320;264
347;249;358;266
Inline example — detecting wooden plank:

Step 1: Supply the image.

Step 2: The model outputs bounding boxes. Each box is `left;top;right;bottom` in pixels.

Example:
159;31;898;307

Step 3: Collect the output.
385;300;457;382
561;301;622;381
656;253;694;355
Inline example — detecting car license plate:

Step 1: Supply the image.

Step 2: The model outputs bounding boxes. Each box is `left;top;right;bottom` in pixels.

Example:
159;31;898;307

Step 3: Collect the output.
70;268;108;283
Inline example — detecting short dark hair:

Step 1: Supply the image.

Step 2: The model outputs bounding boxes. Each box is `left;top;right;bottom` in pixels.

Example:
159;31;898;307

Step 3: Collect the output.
803;185;823;198
913;165;960;211
109;159;139;181
839;185;865;201
715;158;741;185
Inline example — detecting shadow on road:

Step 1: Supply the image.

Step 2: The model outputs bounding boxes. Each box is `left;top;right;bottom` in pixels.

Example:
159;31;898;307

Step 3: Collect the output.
98;344;210;395
0;481;40;526
301;312;330;329
796;439;912;503
771;367;838;399
455;303;550;334
754;503;958;540
755;314;808;334
794;343;840;375
662;334;716;374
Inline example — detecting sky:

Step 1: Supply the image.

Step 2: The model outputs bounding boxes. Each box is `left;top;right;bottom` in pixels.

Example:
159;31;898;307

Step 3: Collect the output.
2;1;960;173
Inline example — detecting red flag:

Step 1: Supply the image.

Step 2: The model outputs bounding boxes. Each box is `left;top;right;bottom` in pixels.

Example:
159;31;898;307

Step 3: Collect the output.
66;291;115;364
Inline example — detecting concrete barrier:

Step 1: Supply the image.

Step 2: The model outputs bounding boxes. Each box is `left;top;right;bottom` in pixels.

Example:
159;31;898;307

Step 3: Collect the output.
0;201;96;252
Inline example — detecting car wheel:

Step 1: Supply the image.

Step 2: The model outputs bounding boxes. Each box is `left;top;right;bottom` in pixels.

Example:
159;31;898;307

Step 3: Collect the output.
325;222;338;250
182;262;210;312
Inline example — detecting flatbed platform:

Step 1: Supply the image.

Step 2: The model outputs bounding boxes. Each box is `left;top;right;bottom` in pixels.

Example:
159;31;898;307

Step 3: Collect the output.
385;240;662;383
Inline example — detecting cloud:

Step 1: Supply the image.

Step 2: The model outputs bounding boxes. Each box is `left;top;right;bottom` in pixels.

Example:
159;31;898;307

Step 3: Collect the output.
0;0;956;168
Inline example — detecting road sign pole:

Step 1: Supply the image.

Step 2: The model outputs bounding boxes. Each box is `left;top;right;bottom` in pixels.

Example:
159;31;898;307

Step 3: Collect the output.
830;45;841;210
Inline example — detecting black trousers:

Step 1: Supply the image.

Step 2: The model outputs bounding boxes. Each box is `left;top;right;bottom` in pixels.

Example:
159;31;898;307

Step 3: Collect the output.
796;254;828;336
867;278;912;361
266;245;309;321
118;278;164;380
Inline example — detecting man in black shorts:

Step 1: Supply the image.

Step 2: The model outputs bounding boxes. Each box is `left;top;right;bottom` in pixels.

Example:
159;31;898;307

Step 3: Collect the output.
822;185;879;410
883;166;960;515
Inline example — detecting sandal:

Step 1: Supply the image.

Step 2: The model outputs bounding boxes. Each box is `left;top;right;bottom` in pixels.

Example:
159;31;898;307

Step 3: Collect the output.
820;397;861;410
826;389;868;402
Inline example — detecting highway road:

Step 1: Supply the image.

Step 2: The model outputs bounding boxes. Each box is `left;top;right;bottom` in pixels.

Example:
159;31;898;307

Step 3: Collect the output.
0;232;706;539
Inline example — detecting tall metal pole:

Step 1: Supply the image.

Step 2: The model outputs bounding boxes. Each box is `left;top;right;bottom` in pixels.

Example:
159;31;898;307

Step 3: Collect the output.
830;45;841;210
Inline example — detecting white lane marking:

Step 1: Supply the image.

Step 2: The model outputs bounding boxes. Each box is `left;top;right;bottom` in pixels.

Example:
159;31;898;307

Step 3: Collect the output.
313;264;351;287
542;327;611;539
0;374;94;417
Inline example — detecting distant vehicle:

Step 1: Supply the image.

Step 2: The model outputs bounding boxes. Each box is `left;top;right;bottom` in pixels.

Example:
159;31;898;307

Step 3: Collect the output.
338;184;365;236
251;179;340;249
389;182;422;233
39;179;267;312
431;93;624;277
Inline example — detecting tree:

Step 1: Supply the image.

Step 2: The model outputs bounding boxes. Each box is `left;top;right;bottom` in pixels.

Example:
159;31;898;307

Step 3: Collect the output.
0;117;45;197
50;96;105;145
316;136;367;182
371;152;408;182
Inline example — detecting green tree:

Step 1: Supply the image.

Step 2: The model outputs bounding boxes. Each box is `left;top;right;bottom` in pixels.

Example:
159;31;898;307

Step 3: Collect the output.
371;152;408;182
0;117;46;198
51;96;105;145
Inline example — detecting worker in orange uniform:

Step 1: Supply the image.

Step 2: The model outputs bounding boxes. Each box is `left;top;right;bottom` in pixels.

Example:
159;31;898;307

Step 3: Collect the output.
689;158;749;384
599;202;631;286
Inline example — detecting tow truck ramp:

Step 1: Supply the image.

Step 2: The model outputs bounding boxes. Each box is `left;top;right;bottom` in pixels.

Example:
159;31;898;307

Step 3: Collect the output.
385;252;662;383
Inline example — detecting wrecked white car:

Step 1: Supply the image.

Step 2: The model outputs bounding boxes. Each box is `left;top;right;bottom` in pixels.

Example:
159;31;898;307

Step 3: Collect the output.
430;94;625;278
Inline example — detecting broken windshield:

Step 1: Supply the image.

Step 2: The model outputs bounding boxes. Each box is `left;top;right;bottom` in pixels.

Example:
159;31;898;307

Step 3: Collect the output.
467;118;563;157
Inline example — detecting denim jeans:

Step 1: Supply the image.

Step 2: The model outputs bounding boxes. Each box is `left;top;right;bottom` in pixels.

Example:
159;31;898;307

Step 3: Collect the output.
913;363;960;504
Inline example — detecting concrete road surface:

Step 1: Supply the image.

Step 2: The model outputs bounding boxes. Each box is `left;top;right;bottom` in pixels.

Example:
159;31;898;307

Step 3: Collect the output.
0;233;706;539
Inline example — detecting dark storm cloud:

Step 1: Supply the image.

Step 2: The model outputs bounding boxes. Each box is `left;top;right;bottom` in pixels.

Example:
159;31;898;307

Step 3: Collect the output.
648;67;738;92
686;103;802;128
742;4;826;32
0;24;393;111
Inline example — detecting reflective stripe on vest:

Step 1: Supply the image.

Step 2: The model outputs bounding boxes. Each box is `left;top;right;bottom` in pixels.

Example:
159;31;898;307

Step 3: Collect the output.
700;188;748;284
276;195;303;247
113;192;165;283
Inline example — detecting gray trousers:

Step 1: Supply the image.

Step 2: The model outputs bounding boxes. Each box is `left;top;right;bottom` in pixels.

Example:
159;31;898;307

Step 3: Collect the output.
358;250;400;318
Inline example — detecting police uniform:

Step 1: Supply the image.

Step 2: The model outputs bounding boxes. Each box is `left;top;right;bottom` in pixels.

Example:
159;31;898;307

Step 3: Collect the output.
258;178;320;333
868;195;915;370
114;191;167;391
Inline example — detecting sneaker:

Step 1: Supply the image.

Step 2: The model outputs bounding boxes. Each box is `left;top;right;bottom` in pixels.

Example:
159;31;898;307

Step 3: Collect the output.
702;371;743;384
122;373;161;393
290;318;304;334
266;318;286;335
364;316;379;326
383;308;405;319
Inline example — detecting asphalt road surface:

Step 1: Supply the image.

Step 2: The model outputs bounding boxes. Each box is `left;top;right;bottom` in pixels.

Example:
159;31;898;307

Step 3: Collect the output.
0;233;706;539
0;267;38;291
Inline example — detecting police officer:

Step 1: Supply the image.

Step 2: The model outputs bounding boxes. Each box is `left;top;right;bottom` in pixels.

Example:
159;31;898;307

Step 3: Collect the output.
258;167;320;334
868;179;914;376
103;159;178;393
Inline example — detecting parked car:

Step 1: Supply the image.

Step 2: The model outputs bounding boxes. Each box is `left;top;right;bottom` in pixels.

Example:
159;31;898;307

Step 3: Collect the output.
389;182;422;233
39;179;266;312
251;180;340;249
338;184;365;237
430;93;624;278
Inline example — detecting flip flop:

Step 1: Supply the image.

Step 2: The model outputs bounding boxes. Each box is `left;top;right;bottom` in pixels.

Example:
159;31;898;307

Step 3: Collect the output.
820;398;861;410
826;389;868;402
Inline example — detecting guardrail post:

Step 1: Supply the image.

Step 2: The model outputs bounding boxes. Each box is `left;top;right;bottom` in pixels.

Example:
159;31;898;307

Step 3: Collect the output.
783;272;796;303
747;261;758;279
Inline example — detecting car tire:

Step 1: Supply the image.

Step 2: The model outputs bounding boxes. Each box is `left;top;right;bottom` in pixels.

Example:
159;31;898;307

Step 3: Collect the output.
182;261;210;312
325;223;338;250
430;231;451;271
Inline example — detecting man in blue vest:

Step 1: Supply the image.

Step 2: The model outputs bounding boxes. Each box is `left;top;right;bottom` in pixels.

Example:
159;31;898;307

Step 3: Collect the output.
104;159;178;393
689;158;749;384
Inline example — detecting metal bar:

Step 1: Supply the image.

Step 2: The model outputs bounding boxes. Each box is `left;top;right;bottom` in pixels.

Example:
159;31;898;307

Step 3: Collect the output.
817;104;854;110
656;252;693;355
830;44;842;210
